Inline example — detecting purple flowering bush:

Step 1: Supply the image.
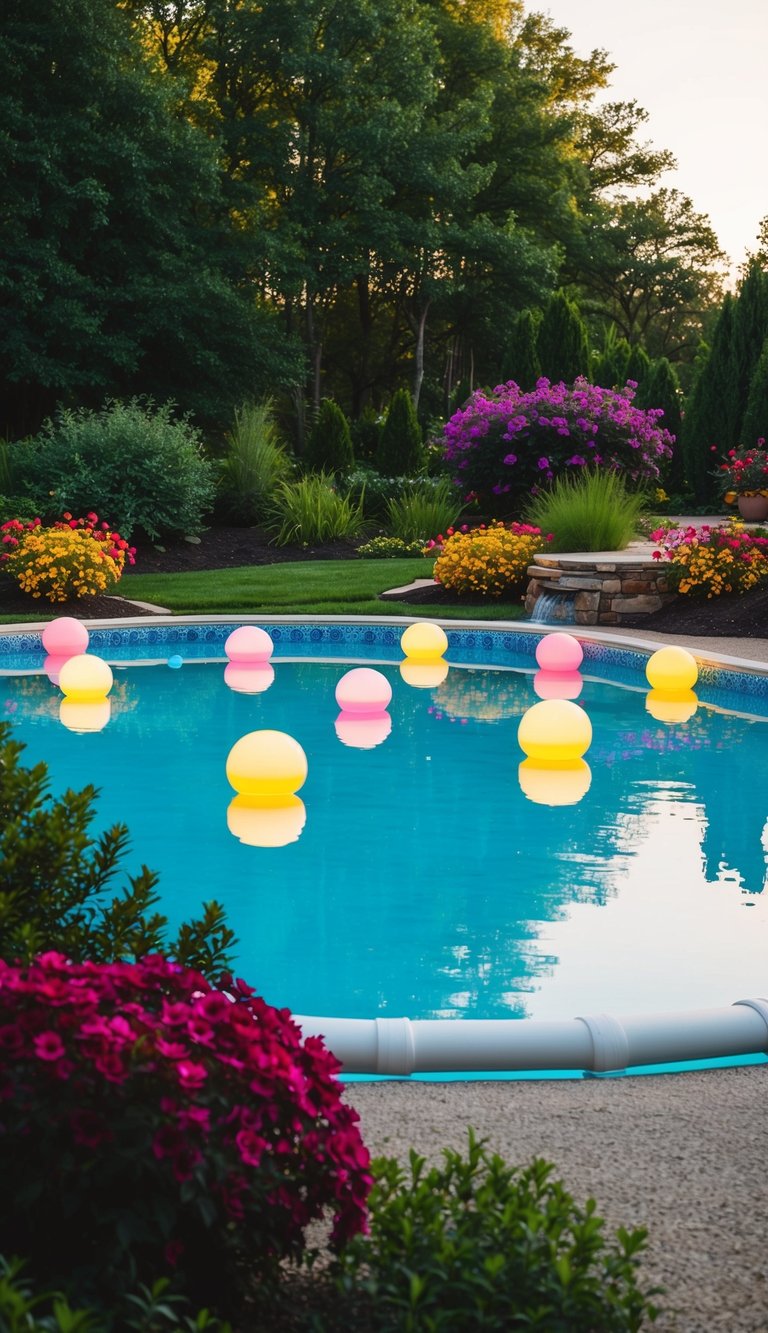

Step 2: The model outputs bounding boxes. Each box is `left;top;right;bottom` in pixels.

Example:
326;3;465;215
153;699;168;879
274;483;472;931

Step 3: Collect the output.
442;378;675;508
0;953;371;1313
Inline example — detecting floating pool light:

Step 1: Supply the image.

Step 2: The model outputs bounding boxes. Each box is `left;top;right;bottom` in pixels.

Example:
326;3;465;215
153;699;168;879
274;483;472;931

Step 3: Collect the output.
58;654;113;702
335;710;392;749
645;645;698;691
42;617;89;657
167;655;183;669
59;699;111;734
517;698;592;763
226;729;307;799
399;659;450;689
535;632;583;673
645;689;699;724
225;626;274;663
227;794;306;848
533;669;583;701
335;667;392;715
518;758;591;807
44;654;71;686
224;662;275;695
400;622;448;662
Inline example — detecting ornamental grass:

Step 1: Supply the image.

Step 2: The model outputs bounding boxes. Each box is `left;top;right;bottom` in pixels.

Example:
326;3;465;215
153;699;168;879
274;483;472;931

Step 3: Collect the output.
651;521;768;597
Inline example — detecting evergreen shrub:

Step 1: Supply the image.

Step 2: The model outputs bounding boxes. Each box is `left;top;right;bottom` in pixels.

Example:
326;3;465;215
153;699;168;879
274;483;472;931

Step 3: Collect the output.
305;400;354;476
378;389;424;475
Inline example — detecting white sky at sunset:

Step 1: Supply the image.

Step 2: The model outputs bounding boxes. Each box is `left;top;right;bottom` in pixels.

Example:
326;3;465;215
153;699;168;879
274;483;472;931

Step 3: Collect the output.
540;0;768;277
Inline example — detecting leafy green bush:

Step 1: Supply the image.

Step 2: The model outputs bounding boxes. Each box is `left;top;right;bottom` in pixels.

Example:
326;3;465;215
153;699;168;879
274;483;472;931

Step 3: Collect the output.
350;407;383;463
525;469;646;552
0;1255;97;1332
385;478;462;543
217;401;293;524
268;474;368;545
0;723;235;977
333;1134;660;1331
305;399;354;476
356;535;427;558
378;389;423;475
345;468;405;518
13;400;216;542
0;493;39;524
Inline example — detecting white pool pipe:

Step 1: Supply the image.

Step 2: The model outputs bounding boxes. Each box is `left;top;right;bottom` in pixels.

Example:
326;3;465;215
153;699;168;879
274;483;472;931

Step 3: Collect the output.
294;998;768;1074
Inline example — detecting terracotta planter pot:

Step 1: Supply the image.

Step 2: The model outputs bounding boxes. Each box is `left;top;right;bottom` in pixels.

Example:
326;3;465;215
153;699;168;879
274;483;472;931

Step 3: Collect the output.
736;494;768;521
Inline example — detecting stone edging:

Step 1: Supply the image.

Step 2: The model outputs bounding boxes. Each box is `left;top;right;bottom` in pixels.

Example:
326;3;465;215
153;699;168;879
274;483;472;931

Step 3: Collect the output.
525;556;676;625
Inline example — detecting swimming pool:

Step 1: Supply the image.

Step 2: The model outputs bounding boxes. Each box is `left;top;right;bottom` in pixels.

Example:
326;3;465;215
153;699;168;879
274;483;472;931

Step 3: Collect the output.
2;616;767;1078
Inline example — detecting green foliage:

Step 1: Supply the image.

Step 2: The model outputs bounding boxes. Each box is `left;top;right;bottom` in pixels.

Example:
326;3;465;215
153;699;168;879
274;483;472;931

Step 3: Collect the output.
345;468;404;518
0;1256;97;1333
0;723;236;977
355;536;427;558
217;401;293;524
681;295;740;500
625;345;652;395
501;310;541;388
731;261;768;439
14;400;215;542
268;474;368;546
378;390;424;475
350;408;383;463
640;358;684;488
0;494;39;525
741;338;768;448
305;400;355;476
537;291;590;385
525;470;646;553
384;479;462;543
333;1133;660;1331
591;328;631;391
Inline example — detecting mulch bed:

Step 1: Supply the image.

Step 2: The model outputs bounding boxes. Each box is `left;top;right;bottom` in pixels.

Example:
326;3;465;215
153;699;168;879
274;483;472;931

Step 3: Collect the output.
2;524;767;638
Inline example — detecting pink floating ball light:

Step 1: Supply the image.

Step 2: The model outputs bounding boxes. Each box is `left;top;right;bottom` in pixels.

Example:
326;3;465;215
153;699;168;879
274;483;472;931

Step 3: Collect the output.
533;669;583;701
225;626;274;663
44;654;72;687
334;667;392;716
224;662;275;695
42;617;89;657
535;632;583;673
335;710;392;750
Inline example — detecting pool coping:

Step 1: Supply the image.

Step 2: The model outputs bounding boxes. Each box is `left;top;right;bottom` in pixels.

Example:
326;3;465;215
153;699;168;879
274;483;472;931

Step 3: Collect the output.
2;611;767;1077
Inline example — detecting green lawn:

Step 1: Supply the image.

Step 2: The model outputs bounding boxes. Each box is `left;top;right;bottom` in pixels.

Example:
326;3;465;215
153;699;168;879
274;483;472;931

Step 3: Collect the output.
0;559;528;624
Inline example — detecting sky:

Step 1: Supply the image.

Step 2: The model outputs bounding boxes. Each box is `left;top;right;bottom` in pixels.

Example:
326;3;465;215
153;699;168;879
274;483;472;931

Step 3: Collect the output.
540;0;768;278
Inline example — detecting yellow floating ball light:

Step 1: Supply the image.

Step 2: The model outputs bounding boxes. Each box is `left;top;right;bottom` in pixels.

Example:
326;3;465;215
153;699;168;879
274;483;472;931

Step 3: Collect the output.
399;659;450;689
59;699;112;734
400;621;448;662
517;698;592;764
645;689;698;725
58;654;114;702
518;759;592;807
225;729;307;800
227;795;306;848
645;645;698;692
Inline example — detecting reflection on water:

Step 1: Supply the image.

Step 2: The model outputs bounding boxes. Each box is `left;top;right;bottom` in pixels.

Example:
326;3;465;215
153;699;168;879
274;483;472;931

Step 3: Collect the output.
1;659;766;1021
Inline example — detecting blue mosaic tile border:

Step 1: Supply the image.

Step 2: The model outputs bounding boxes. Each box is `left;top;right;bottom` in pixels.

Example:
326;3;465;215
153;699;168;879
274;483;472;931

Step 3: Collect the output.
1;620;767;700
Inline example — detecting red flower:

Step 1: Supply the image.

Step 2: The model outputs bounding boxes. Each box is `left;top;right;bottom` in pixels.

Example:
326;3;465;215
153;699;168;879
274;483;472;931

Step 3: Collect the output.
33;1031;65;1061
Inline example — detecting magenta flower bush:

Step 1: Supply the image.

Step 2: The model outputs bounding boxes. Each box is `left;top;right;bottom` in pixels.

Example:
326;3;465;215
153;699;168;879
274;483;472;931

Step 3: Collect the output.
0;953;371;1312
442;378;675;508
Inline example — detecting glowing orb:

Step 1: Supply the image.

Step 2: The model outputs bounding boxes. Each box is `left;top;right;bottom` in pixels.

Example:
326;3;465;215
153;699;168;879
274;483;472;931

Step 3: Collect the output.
227;795;306;848
335;667;392;715
226;729;307;799
645;645;698;692
535;632;583;672
399;659;450;689
59;699;111;734
335;710;392;749
58;654;113;702
533;669;583;701
518;759;592;806
42;617;89;657
167;655;183;669
224;662;275;695
517;698;592;763
44;654;71;686
645;689;698;724
400;622;448;661
225;626;274;663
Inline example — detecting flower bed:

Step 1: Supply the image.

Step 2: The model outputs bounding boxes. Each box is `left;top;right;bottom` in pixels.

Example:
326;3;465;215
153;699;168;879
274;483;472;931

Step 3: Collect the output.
651;521;768;597
1;512;135;602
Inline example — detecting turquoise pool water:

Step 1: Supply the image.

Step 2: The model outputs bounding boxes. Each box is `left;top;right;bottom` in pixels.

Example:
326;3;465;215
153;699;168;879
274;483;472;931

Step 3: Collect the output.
2;635;767;1036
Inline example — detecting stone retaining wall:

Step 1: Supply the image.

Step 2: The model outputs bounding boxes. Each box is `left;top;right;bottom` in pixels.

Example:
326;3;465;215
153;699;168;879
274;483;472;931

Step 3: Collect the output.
525;556;676;625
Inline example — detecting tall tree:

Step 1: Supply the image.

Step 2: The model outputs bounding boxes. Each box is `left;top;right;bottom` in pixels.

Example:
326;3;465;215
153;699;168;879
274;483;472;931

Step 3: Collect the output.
639;358;684;489
591;326;630;389
741;339;768;449
681;294;739;498
731;261;768;441
0;0;297;438
500;310;541;388
537;291;590;384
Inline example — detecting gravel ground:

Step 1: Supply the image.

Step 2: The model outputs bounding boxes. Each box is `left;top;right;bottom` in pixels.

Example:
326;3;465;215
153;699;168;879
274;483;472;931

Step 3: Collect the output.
347;1065;768;1332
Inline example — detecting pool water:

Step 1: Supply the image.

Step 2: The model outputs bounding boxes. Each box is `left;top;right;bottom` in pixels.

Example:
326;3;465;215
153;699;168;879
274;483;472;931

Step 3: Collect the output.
2;654;767;1024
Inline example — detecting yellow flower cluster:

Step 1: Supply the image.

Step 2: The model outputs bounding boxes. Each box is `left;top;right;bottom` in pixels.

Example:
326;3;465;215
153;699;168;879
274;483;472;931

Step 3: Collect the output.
433;522;545;598
670;533;768;599
5;527;123;602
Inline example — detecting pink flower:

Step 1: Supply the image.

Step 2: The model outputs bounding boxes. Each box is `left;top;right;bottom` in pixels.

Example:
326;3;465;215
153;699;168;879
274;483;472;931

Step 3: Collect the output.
34;1031;65;1061
176;1060;207;1090
164;1238;185;1268
236;1128;267;1166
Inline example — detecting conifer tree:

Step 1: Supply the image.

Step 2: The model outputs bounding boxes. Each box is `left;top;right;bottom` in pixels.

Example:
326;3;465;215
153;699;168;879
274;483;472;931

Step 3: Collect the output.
500;310;541;388
591;327;631;389
625;344;652;397
378;389;424;475
642;358;684;489
681;294;740;498
731;261;768;440
537;291;590;384
305;399;354;475
741;338;768;448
